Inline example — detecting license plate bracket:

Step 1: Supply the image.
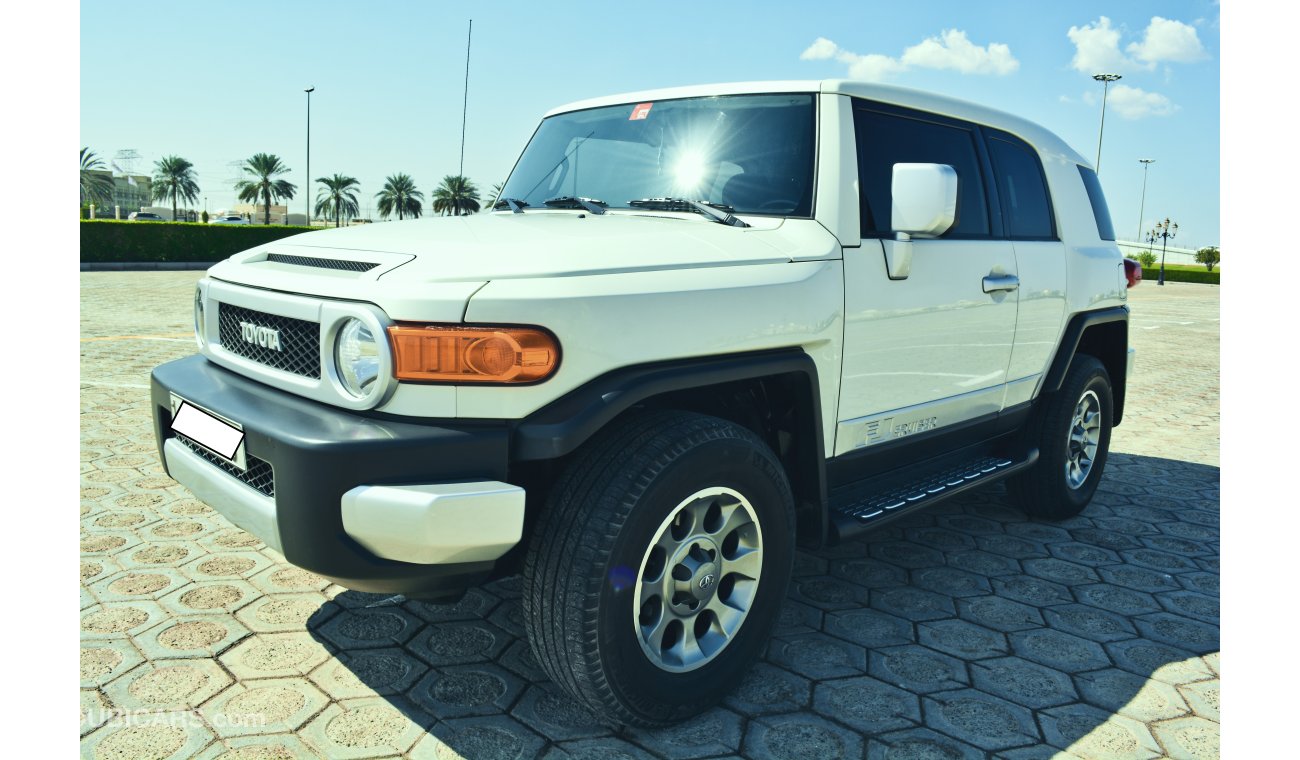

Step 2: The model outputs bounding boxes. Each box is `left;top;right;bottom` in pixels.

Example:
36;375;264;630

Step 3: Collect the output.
169;394;247;471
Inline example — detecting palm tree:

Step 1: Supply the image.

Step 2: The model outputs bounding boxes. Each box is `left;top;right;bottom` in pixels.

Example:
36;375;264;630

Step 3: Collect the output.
487;182;504;208
151;155;201;222
234;153;297;225
80;147;115;207
431;175;481;216
315;174;361;227
375;173;424;220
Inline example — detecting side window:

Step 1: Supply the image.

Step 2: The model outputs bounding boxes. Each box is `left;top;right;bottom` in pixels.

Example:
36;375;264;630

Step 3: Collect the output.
853;106;990;237
988;136;1055;239
1077;166;1116;241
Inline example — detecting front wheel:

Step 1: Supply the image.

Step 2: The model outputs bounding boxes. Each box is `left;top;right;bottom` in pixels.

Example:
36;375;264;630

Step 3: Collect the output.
1007;355;1113;519
522;410;795;726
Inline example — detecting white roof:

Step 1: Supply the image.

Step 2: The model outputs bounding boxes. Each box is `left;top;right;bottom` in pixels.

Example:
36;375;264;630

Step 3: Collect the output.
546;79;1084;166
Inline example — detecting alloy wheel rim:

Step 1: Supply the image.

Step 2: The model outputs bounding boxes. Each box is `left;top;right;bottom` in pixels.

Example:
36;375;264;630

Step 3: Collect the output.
1065;389;1102;489
633;487;763;673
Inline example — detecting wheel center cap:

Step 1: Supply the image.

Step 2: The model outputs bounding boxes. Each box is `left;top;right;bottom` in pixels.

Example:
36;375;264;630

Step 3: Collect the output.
693;562;719;599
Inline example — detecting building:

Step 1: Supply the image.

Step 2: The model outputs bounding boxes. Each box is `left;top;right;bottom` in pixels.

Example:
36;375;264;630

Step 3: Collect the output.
232;203;292;225
87;169;153;217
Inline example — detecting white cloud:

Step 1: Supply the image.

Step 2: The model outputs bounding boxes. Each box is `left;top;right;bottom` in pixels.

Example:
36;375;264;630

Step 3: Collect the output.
1067;16;1129;73
1105;84;1179;119
1127;16;1207;65
799;31;1018;82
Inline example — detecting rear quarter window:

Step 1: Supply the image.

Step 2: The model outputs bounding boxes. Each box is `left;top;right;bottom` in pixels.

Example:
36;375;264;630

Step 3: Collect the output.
1077;166;1116;241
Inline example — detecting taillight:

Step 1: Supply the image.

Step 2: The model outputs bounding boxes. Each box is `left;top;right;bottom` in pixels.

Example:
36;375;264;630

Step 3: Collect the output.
1123;258;1142;288
388;324;559;383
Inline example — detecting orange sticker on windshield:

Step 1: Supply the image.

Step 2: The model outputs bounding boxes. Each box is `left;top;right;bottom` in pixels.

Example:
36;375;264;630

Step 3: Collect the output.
629;102;653;120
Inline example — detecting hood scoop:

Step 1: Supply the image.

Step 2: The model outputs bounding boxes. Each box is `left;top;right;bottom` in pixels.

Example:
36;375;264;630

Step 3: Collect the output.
265;253;380;272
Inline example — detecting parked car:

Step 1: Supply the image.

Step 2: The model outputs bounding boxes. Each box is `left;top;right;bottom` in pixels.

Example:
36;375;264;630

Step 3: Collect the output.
152;80;1135;727
209;215;250;225
128;212;165;222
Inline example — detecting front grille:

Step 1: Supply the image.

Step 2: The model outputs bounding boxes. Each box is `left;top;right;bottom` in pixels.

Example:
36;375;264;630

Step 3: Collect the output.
218;304;321;378
266;253;379;272
174;432;275;497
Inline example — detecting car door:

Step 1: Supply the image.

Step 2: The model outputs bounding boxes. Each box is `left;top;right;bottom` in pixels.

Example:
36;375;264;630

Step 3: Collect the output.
835;103;1019;456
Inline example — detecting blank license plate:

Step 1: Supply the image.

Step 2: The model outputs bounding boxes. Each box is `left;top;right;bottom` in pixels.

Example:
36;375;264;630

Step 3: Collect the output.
170;395;246;469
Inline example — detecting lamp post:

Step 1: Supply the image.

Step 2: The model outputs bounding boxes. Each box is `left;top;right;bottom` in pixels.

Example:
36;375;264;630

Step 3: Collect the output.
305;86;315;225
1092;73;1122;174
1149;218;1178;286
1136;158;1154;243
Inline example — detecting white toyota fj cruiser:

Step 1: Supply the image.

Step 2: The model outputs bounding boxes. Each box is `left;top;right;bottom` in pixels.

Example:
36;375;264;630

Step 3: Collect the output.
152;80;1136;726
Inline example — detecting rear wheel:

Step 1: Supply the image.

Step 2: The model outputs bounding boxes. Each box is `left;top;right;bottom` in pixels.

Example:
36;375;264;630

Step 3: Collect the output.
1007;355;1113;519
522;410;795;726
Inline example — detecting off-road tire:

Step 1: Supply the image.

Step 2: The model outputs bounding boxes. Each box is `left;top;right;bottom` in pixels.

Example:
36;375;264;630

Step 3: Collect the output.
521;409;795;726
1007;354;1113;519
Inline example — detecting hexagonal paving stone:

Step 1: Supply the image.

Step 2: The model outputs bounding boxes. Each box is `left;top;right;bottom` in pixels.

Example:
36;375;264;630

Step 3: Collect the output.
969;656;1077;709
1073;583;1161;617
975;534;1049;561
161;580;260;616
957;595;1044;633
1068;527;1141;552
90;568;192;603
135;615;253;659
144;517;223;542
200;678;331;737
1040;703;1162;760
409;716;546;760
83;718;216;760
404;587;501;623
1075;668;1190;723
1004;522;1073;544
104;658;233;711
791;550;829;577
246;564;331;595
487;599;526;638
81;601;169;640
911;566;992;598
946;549;1021;577
1154;590;1219;625
823;608;913;649
88;510;160;532
192;734;322;759
498;639;548;683
407;662;524;719
905;526;977;552
200;528;267;554
315;606;424;650
865;726;985;760
872;586;957;622
1133;612;1219;653
1175;571;1219;597
921;688;1040;751
1107;642;1215;687
744;713;864;760
773;599;823;637
509;685;613;743
868;644;968;694
406;620;513;667
219;633;334;680
301;696;432;759
1021;557;1100;586
117;541;204;570
767;632;867;679
81;637;145;688
235;593;338;634
1178;678;1219;722
1043;603;1138;643
80;530;143;557
936;514;1004;536
307;646;428;701
917;618;1008;661
81;689;113;737
830;557;908;589
812;675;920;734
1009;628;1111;673
869;541;947;569
181;551;276;582
988;574;1072;607
542;736;661;760
789;576;868;610
723;662;811;716
1096;564;1181;594
1139;533;1213;558
1047;541;1121;567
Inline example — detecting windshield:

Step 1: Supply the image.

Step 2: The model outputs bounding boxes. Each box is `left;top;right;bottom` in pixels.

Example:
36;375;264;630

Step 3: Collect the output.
500;94;816;217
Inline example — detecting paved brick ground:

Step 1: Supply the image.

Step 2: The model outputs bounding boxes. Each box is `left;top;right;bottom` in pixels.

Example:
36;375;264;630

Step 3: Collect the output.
80;273;1219;759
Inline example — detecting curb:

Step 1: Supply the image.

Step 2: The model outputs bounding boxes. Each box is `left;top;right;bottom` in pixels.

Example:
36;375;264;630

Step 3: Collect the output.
81;262;215;272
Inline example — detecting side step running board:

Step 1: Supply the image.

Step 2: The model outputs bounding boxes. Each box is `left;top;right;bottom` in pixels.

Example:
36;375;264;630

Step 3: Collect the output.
830;449;1038;542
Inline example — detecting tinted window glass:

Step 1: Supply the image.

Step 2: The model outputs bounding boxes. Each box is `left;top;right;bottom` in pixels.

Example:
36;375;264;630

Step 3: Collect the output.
854;107;990;237
988;137;1054;239
1077;166;1116;241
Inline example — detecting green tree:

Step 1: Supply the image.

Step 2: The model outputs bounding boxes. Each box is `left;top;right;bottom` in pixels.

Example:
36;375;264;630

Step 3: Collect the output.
234;153;297;225
80;147;115;207
151;155;201;222
1195;246;1219;272
487;181;504;207
431;175;481;216
375;173;425;220
315;174;361;227
1135;251;1157;268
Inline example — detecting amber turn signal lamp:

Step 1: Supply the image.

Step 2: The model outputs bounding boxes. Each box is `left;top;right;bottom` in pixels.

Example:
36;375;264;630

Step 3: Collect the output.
388;324;559;383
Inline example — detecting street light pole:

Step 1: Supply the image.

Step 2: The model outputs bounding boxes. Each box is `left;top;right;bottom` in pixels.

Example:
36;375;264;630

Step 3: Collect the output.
305;86;315;225
1151;217;1179;286
1136;158;1155;243
1092;73;1122;174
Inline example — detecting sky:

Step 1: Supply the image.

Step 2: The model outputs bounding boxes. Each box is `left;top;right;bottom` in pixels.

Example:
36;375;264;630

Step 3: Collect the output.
80;1;1220;247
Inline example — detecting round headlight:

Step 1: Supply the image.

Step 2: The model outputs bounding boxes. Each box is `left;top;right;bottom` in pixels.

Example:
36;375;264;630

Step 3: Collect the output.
334;318;381;398
193;287;205;346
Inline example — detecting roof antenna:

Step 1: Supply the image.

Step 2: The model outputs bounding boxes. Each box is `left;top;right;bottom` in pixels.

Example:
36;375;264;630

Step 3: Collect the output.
459;19;472;178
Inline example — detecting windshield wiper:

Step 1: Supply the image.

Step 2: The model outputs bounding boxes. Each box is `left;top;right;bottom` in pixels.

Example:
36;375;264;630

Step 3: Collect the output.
543;196;607;215
626;198;750;228
493;197;529;213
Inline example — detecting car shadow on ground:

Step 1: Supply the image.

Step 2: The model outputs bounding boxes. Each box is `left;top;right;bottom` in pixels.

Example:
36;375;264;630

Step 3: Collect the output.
306;452;1219;758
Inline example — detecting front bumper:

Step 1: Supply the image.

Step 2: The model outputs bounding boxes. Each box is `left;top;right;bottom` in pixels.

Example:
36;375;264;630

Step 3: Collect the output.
151;355;520;597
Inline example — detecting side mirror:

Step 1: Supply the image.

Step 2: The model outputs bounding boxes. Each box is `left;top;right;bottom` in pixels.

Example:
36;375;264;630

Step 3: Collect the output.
883;163;958;279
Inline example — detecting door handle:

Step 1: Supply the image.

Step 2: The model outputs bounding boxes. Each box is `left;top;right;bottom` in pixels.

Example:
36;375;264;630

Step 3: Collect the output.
982;274;1019;293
